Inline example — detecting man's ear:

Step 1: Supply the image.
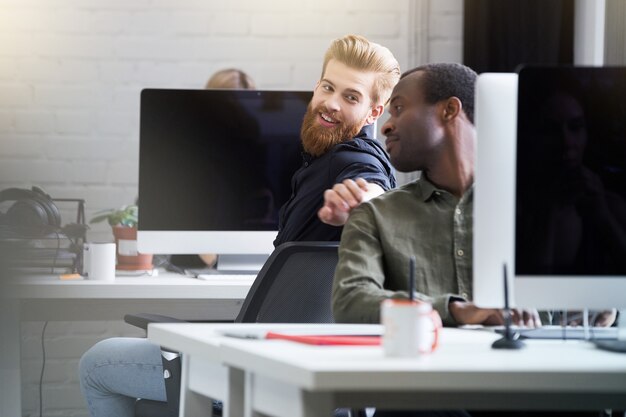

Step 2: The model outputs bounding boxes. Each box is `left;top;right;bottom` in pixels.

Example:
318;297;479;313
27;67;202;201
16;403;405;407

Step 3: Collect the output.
366;103;385;125
442;97;462;122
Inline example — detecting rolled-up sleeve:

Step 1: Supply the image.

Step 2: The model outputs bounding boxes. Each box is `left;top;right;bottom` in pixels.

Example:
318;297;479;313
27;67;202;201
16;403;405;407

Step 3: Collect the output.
332;181;474;326
332;204;393;323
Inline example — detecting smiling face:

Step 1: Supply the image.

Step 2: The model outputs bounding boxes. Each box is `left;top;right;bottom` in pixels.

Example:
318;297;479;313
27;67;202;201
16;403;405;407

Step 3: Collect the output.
382;71;445;173
301;59;383;157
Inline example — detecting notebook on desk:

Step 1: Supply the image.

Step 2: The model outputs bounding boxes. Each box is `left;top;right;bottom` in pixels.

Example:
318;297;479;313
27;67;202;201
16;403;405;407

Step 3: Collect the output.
218;324;384;341
196;274;255;282
265;333;381;346
495;325;618;340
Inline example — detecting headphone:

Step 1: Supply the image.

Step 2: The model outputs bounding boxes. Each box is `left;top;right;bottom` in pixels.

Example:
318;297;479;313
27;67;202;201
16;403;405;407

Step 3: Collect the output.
0;186;62;238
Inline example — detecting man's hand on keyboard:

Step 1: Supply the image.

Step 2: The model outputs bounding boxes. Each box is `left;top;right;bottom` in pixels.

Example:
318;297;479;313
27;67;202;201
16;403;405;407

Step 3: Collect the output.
594;309;618;327
449;301;542;328
565;309;617;327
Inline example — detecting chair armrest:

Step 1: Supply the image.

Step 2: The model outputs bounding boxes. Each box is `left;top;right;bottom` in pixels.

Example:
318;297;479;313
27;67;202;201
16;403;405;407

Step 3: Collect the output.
124;313;189;331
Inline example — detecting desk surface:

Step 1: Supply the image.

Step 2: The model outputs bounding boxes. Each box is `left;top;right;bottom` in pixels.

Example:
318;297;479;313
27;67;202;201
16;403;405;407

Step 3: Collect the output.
151;323;626;391
149;323;626;416
6;272;256;299
7;272;256;322
149;323;382;356
223;328;626;391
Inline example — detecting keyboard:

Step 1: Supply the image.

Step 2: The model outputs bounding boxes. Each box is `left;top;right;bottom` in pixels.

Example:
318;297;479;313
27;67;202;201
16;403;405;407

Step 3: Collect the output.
196;274;255;282
495;325;618;340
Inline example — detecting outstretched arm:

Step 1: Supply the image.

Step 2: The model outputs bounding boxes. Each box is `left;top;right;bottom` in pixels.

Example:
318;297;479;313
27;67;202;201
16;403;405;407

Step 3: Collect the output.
333;204;461;325
332;204;400;323
318;178;384;226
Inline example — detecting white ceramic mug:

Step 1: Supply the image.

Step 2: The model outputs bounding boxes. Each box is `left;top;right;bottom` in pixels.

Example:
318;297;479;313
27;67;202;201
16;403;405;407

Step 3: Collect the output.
83;242;116;281
381;299;442;357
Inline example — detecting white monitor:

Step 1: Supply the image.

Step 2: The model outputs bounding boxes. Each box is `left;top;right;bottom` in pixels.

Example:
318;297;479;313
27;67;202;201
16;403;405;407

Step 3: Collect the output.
473;68;626;309
473;73;518;308
137;89;312;270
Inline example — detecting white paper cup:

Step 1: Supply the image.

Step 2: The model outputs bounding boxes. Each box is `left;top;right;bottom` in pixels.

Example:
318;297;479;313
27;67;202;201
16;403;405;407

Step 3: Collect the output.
83;242;116;281
381;299;441;357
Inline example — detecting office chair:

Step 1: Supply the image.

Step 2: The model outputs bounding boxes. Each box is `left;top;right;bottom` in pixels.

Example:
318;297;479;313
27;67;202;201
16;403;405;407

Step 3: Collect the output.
125;241;340;417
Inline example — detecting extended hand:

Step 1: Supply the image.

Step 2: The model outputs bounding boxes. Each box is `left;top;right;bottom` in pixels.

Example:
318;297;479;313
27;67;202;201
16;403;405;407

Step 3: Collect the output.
317;178;384;226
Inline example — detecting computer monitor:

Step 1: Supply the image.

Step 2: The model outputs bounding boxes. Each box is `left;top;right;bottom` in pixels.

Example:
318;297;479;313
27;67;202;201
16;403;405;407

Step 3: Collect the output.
137;89;312;270
473;73;518;308
474;67;626;309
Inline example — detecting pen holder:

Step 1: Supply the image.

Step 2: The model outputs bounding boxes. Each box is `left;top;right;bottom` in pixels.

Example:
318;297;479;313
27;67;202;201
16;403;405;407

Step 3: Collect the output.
381;299;441;357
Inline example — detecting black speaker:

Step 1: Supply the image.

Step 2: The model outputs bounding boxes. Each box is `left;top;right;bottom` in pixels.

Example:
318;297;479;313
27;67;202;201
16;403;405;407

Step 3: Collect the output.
0;186;62;238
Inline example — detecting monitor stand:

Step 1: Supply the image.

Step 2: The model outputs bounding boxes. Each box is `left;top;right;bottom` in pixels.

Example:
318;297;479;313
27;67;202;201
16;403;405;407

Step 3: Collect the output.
216;254;269;273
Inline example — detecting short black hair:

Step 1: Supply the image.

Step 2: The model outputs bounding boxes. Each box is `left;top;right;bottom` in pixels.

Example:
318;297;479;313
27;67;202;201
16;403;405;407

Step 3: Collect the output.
402;63;477;124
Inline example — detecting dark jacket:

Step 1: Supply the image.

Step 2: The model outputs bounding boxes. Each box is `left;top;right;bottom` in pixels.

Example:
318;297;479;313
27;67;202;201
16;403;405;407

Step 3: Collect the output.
274;124;396;247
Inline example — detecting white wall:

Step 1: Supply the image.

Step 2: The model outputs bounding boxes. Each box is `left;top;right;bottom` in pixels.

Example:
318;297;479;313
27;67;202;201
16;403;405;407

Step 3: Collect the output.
2;1;464;415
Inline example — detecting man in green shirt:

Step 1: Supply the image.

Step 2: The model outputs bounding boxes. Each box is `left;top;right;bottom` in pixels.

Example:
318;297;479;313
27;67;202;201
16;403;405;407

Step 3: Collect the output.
322;62;617;417
325;63;541;327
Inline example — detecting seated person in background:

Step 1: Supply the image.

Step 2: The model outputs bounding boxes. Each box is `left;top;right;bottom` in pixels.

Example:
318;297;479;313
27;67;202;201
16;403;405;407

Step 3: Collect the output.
329;63;540;327
169;68;257;270
205;67;256;89
79;34;399;417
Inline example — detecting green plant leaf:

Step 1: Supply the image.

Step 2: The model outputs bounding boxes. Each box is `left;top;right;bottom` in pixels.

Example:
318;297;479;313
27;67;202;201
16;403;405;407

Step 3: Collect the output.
89;204;139;227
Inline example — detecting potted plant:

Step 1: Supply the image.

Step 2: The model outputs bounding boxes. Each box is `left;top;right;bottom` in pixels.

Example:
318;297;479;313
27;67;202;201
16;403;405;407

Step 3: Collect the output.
90;205;153;271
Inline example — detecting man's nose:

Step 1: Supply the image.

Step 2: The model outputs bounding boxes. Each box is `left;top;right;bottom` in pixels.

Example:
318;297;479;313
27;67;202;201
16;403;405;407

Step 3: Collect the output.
382;119;394;137
324;94;341;113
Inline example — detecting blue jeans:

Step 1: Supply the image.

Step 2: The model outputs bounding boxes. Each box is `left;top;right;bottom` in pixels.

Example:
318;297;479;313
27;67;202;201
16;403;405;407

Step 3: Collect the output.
79;337;166;417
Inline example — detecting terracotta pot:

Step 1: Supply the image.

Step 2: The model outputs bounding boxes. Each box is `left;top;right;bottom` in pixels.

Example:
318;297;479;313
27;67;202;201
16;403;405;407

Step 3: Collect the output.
112;226;153;270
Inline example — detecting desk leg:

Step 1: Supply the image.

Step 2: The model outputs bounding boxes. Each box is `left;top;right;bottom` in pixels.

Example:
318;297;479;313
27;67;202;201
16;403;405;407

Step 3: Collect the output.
245;372;334;417
180;356;213;417
183;356;241;417
0;299;22;417
244;371;254;417
299;390;336;417
225;367;244;417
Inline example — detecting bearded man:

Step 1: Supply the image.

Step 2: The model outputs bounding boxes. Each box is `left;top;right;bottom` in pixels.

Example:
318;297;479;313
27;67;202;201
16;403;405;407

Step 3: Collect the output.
77;34;400;417
273;34;400;246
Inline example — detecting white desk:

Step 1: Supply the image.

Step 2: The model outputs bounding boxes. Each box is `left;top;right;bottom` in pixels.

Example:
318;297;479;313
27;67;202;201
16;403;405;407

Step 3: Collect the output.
1;272;255;417
6;272;254;320
148;323;380;417
148;323;626;417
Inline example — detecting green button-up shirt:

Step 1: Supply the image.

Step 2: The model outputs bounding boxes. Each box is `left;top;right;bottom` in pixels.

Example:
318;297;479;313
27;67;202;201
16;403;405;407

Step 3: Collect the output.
332;177;473;326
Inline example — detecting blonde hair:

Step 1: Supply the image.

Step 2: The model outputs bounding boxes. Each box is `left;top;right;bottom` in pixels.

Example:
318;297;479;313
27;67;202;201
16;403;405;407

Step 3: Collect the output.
205;68;256;90
321;34;400;105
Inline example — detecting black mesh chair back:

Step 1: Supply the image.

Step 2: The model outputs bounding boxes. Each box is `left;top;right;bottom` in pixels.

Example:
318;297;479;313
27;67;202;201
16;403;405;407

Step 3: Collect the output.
133;241;340;417
235;241;339;324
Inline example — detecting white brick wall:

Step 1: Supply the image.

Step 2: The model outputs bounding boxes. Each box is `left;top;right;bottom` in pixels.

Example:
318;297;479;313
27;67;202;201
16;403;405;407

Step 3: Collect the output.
21;321;144;417
4;1;464;415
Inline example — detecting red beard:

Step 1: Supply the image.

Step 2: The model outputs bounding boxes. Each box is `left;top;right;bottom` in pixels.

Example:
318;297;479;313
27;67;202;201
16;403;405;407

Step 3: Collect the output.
300;103;365;157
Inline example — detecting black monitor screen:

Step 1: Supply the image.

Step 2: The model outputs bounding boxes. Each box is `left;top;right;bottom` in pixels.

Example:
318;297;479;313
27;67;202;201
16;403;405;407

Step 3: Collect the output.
138;89;311;231
515;67;626;275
